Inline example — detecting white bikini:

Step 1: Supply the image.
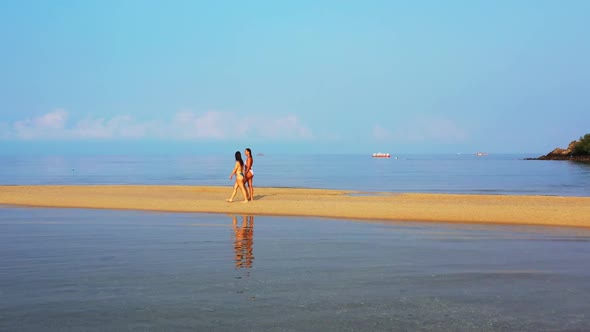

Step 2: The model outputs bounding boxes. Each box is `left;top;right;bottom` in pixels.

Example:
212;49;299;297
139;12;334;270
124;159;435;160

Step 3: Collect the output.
244;158;254;176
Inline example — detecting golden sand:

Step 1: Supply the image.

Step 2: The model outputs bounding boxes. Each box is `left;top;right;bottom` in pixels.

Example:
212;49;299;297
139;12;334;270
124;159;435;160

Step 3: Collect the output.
1;185;589;228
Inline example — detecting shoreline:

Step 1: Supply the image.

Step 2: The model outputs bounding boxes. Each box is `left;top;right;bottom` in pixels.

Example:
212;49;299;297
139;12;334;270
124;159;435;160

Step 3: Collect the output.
1;185;590;228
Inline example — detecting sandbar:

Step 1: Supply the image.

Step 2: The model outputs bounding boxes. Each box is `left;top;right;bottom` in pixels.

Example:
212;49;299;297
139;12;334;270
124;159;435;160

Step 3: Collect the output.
1;185;589;228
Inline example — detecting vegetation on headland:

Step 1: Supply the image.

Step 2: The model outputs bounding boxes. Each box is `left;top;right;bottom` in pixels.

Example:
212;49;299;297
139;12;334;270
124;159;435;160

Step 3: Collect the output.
573;133;590;156
527;132;590;161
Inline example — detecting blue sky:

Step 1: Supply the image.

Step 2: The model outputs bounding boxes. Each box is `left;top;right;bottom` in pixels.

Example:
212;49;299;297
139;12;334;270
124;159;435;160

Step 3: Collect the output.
1;0;589;155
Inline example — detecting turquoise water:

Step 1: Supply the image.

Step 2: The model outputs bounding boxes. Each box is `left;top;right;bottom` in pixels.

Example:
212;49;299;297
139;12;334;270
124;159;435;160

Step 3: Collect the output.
1;207;590;331
1;153;590;196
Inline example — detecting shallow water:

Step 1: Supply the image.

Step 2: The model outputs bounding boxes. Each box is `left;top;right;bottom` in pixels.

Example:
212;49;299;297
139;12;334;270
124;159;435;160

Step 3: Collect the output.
1;207;589;331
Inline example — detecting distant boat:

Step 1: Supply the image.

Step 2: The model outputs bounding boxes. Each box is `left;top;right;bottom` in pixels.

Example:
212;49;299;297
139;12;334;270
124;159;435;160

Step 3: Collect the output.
475;152;488;156
372;152;391;158
257;153;264;156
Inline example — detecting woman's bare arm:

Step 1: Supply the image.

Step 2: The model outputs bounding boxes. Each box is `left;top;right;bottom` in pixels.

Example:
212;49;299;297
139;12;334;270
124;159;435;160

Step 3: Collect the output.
229;161;239;179
244;158;252;174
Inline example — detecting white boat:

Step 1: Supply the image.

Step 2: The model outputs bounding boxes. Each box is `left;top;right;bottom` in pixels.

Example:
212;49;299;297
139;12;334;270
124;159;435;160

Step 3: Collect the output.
372;152;391;158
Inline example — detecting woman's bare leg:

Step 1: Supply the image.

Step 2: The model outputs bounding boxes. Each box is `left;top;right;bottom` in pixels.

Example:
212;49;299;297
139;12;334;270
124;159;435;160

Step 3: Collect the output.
243;179;250;200
237;179;249;203
244;173;254;201
227;182;239;202
247;177;254;200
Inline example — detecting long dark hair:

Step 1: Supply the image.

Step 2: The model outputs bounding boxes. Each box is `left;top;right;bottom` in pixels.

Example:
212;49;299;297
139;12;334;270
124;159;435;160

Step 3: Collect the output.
245;148;253;165
235;151;244;167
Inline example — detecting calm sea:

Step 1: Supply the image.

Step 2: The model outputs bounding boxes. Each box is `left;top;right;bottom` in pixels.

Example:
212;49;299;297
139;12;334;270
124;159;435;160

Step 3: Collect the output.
1;154;589;196
1;207;590;331
2;155;590;330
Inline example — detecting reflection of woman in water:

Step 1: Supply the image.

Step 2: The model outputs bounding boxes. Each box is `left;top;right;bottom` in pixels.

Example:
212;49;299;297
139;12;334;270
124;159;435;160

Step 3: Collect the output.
232;215;254;268
227;151;249;203
243;148;254;201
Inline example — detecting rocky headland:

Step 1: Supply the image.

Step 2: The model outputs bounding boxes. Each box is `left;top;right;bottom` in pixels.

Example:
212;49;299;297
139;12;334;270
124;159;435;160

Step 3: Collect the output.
526;140;590;161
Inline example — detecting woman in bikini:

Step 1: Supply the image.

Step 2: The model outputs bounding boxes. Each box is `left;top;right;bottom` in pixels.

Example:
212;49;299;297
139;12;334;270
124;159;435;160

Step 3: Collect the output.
243;148;254;201
226;151;249;203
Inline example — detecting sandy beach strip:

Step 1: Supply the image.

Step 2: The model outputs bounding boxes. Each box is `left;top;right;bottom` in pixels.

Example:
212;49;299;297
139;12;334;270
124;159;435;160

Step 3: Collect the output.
1;185;589;228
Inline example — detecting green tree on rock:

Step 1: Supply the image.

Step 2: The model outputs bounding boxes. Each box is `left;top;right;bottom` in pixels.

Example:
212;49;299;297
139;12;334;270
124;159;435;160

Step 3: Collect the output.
573;133;590;156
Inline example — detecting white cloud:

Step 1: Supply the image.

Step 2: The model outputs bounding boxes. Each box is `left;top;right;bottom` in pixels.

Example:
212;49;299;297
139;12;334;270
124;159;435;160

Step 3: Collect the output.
163;112;314;140
372;124;392;141
3;109;315;141
258;114;314;140
170;111;229;139
71;115;154;139
13;109;69;139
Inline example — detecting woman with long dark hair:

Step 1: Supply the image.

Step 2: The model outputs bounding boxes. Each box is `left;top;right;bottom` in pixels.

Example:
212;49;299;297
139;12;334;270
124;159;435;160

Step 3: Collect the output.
226;151;249;203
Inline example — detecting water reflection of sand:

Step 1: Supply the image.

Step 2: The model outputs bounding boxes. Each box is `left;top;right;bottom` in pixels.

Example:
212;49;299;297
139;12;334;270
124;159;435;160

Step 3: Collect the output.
232;215;254;269
1;185;590;228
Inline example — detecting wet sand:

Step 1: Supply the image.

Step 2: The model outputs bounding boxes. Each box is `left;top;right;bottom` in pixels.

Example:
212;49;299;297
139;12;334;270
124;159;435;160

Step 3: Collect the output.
1;185;589;228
